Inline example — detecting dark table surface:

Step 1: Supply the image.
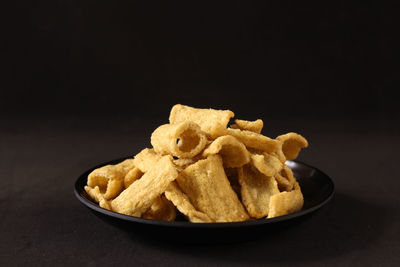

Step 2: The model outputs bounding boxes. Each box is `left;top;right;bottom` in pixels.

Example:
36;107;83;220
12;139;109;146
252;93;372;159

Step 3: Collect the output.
1;114;399;266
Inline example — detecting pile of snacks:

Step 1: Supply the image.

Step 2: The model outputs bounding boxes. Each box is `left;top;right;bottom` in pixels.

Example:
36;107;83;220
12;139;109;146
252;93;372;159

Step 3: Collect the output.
85;104;308;222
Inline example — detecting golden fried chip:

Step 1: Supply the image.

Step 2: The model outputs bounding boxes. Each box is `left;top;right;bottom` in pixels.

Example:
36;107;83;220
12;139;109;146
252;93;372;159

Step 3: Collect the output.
274;173;292;192
202;135;250;168
124;167;144;188
143;196;177;221
99;199;111;210
118;158;136;172
231;119;263;134
133;148;162;173
176;155;249;222
111;155;178;217
280;164;296;190
84;185;112;211
267;182;304;218
151;121;207;158
224;167;241;197
238;164;280;218
169;104;234;139
87;165;126;200
276;132;309;161
173;157;195;167
165;182;211;223
226;128;279;153
250;152;283;177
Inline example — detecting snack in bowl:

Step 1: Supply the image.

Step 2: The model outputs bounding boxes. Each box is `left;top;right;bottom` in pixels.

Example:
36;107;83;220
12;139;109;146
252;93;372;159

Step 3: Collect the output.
84;104;309;223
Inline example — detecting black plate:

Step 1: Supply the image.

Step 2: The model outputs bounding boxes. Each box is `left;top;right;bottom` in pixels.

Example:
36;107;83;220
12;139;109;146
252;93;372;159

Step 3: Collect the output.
74;158;334;243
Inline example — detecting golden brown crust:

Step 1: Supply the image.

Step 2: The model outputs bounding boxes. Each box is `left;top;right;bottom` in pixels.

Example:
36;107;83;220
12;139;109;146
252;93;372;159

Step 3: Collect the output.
169;104;234;139
267;182;304;218
202;135;250;168
231;119;264;134
238;164;280;218
176;155;249;222
276;132;308;161
164;182;211;223
151;121;207;159
226;128;280;153
110;156;178;217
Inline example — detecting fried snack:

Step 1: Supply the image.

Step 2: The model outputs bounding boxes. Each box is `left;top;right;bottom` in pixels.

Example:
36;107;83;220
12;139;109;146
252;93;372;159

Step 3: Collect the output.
110;155;178;216
176;155;249;222
267;182;304;218
231;119;263;134
87;165;125;200
133;148;162;173
169;104;234;139
276;132;309;161
281;165;296;185
124;167;144;188
202;135;250;168
151;121;207;159
85;104;309;222
143;196;177;221
118;158;136;172
250;152;283;177
165;182;211;223
173;157;196;168
224;167;241;197
238;164;280;218
226;128;279;153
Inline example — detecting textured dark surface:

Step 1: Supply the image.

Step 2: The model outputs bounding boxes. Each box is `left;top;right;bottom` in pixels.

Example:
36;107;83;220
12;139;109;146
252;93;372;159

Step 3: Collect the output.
1;1;399;266
1;116;399;266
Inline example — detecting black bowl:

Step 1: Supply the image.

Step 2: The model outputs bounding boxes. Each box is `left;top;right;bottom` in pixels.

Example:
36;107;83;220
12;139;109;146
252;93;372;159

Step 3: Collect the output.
74;158;334;243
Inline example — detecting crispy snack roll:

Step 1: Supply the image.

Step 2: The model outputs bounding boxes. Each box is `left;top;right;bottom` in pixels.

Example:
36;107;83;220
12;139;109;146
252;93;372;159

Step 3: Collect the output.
169;104;234;139
230;119;264;134
133;148;162;173
142;196;177;222
226;128;279;153
275;164;297;192
110;155;178;217
124;167;144;188
86;158;135;200
238;164;280;218
165;182;211;223
267;182;304;218
250;152;283;177
151;121;207;159
176;155;249;222
276;132;308;161
202;135;250;168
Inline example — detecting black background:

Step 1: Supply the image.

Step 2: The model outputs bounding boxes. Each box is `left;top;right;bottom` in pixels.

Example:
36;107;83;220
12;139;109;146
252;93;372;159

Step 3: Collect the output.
1;1;399;266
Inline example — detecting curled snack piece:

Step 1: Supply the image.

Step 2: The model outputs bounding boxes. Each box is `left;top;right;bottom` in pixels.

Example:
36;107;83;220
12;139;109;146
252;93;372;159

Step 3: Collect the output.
226;128;279;153
238;164;280;218
151;121;207;159
276;132;309;161
111;155;178;217
133;148;162;173
84;186;112;211
250;152;283;177
87;165;126;200
267;182;304;218
165;182;211;223
202;135;250;168
143;196;177;221
169;104;234;139
177;155;249;222
231;119;264;134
